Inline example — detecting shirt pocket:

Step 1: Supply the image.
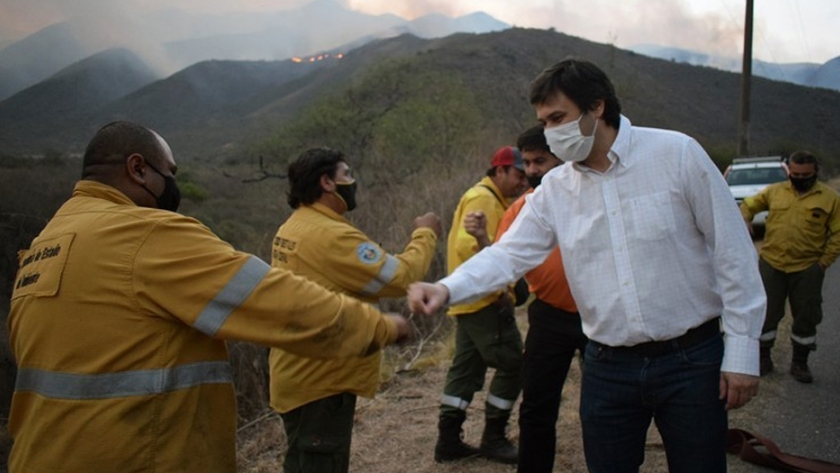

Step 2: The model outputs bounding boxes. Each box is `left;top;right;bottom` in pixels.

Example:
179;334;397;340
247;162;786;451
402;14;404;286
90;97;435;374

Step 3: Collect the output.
626;191;677;241
802;204;829;237
766;200;790;225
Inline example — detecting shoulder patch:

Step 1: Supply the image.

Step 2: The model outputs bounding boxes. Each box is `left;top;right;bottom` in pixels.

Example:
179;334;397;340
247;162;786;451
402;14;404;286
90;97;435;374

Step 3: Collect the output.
356;242;382;265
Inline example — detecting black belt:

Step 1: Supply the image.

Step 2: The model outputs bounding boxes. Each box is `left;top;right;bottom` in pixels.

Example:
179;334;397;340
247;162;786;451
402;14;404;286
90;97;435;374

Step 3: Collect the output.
605;317;721;357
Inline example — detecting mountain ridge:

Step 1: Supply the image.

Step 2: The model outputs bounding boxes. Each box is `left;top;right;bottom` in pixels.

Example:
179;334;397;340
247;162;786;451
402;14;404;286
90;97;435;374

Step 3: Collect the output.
0;48;161;153
0;0;509;100
1;28;839;170
629;44;840;92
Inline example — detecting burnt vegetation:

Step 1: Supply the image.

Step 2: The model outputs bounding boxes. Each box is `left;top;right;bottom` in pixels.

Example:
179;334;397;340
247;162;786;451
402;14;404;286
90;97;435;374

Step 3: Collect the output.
2;27;840;469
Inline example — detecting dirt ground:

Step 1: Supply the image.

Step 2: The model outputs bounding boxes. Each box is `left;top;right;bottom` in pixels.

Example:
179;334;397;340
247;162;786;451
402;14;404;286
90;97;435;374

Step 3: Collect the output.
234;310;780;473
0;306;786;473
235;183;840;473
236;345;665;472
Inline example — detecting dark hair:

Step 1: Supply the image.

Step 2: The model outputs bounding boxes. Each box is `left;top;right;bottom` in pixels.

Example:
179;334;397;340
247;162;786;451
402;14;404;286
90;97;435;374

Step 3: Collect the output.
529;58;621;129
287;147;346;209
788;150;819;171
516;125;551;153
82;121;164;178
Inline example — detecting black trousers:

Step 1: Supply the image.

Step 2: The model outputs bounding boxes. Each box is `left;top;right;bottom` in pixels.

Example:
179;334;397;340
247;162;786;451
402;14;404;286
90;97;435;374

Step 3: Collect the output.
280;393;357;473
759;258;825;349
518;298;588;473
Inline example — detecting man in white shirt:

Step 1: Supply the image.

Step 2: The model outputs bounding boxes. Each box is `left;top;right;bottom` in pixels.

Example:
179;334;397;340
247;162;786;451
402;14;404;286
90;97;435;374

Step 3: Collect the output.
408;58;766;473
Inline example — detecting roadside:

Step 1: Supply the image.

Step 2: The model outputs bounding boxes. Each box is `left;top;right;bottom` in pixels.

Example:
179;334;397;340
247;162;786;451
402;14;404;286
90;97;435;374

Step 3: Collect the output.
4;238;837;473
237;270;840;473
3;270;836;473
727;258;840;470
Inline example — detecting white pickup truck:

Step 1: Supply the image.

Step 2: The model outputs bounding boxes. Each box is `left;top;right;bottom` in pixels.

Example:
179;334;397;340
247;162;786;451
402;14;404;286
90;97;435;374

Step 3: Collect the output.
724;156;789;237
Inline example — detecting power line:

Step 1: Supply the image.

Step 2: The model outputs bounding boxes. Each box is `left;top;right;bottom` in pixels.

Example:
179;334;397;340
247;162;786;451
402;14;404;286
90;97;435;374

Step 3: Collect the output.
737;0;753;156
790;0;813;63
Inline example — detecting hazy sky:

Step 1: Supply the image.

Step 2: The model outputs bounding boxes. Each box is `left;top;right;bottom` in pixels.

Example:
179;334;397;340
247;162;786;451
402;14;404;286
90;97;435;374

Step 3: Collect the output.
1;0;836;64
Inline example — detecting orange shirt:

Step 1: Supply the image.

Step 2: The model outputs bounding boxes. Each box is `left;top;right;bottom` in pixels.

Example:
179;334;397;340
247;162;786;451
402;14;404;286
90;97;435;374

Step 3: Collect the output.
496;189;577;313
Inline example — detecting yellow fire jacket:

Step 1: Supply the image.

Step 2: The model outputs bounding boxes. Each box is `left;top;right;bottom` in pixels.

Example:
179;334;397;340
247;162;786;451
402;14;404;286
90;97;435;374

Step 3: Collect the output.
742;180;840;272
8;181;398;473
447;176;508;316
268;203;436;412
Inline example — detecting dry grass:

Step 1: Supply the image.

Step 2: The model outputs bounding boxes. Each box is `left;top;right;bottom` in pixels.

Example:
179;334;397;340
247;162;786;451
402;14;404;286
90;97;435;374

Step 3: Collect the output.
234;309;679;473
231;176;833;473
4;177;824;473
234;238;795;473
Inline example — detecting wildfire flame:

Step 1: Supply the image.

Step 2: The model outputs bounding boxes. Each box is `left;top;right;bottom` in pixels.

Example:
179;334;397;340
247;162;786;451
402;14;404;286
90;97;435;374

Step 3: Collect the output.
291;53;343;64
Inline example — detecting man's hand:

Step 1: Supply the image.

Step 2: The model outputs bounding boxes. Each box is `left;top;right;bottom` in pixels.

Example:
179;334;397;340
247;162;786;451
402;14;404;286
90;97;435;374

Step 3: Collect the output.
415;212;442;238
464;211;490;249
384;314;411;344
407;282;449;315
719;372;759;410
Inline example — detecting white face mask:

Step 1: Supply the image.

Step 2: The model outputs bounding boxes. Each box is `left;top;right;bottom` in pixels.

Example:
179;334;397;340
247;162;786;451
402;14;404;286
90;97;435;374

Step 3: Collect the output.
544;113;598;163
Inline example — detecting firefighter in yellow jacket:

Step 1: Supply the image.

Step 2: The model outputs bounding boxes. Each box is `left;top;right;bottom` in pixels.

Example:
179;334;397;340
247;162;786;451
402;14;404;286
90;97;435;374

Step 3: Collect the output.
269;147;441;473
7;122;411;473
435;146;527;464
740;150;840;383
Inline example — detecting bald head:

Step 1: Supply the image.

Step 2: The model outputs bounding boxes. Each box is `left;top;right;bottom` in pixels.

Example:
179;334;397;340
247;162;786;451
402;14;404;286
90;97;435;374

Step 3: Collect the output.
79;121;178;210
82;121;167;179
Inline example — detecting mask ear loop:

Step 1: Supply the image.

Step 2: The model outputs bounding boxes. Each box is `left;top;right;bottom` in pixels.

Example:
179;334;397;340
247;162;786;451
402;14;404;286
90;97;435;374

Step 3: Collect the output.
579;111;598;137
333;189;349;210
139;159;165;205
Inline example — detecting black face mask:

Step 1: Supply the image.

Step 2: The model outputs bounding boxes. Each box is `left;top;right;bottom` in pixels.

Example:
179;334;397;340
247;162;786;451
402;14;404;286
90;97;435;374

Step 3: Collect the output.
142;161;181;212
335;180;357;212
789;174;817;193
527;175;543;189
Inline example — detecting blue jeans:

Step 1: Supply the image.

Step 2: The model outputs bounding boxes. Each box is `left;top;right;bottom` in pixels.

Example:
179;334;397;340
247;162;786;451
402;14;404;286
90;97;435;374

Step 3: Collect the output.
580;334;727;473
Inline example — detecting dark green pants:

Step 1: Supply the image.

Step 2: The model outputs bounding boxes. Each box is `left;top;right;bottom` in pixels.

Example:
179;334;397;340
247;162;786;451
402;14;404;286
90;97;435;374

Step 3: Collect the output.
759;258;825;349
440;301;523;420
280;393;357;473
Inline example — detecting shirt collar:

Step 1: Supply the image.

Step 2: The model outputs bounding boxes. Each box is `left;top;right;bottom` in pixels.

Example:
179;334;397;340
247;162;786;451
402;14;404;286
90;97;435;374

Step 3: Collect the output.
307;201;350;223
479;176;508;208
571;114;631;174
784;179;823;197
73;180;136;206
608;114;633;168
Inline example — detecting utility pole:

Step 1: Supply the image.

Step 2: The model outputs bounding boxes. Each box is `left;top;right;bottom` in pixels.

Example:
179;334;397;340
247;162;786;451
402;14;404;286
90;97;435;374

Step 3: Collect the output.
737;0;754;156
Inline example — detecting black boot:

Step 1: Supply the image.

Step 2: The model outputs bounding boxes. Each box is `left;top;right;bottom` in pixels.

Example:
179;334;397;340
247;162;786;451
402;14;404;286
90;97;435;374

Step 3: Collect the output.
480;416;518;465
790;342;813;384
760;346;774;376
434;412;480;462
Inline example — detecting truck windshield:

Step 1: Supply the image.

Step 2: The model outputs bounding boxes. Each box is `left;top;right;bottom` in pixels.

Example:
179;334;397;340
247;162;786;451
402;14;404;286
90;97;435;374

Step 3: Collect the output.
726;167;788;186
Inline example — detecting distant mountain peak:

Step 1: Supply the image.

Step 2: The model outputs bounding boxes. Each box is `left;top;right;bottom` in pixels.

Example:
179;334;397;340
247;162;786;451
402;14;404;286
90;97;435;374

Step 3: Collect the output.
629;43;837;91
298;0;350;15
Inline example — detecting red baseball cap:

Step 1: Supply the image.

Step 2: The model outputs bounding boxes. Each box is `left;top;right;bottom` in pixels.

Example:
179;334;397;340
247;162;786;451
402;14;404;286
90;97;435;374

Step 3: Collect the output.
490;146;525;172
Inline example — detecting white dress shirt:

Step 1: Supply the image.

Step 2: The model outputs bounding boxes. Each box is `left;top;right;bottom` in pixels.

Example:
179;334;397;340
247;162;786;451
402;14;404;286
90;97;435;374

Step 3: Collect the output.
441;116;766;376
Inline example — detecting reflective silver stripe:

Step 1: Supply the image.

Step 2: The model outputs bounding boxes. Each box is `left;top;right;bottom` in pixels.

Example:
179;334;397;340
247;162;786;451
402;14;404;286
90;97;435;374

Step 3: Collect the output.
440;394;469;410
486;393;515;411
759;330;777;342
194;256;270;336
791;333;817;346
361;255;399;296
15;361;233;400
